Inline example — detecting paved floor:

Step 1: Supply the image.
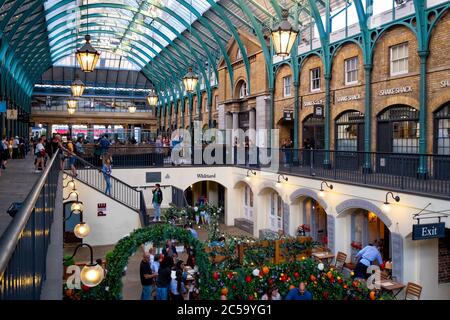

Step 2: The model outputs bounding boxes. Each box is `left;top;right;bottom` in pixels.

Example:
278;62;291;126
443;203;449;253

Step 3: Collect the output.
64;224;252;300
0;153;39;236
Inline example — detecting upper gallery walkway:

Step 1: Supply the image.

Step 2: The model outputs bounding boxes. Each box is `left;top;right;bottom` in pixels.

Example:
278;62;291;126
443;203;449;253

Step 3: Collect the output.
80;144;450;199
0;154;40;236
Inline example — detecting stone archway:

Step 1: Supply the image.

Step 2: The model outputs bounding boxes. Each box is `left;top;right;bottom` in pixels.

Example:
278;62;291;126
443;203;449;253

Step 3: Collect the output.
336;198;392;227
86;224;212;300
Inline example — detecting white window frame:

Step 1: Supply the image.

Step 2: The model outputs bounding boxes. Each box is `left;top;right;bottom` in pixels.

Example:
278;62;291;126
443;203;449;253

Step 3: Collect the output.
269;192;283;231
239;82;248;98
345;56;359;85
390;43;409;77
283;75;292;97
243;186;253;220
310;67;321;92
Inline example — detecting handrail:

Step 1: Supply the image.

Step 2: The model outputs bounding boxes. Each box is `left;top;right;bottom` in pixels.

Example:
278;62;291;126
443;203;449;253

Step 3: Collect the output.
67;151;139;191
0;150;59;278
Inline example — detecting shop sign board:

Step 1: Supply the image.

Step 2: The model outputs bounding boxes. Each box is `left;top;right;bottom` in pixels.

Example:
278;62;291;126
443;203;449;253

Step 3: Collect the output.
283;110;293;121
97;203;107;217
412;222;445;240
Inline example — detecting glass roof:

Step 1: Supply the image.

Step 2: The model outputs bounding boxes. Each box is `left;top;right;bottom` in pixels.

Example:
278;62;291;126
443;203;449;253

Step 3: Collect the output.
43;0;217;70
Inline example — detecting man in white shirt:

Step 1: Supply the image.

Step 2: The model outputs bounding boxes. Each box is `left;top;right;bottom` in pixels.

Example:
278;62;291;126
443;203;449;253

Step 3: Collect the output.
354;243;383;279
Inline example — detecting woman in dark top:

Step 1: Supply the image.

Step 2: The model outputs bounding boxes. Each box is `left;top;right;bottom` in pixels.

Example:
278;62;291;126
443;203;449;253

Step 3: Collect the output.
156;256;173;300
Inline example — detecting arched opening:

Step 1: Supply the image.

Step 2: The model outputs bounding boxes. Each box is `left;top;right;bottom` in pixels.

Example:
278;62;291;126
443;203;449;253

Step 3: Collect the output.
302;198;328;246
348;209;391;263
335;110;365;170
184;181;227;224
235;80;248;99
433;103;450;179
233;181;255;235
376;105;420;176
302;113;324;150
257;187;285;236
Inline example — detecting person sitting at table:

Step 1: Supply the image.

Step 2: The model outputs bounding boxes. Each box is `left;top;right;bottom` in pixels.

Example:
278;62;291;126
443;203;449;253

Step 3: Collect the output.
285;282;313;300
354;243;383;280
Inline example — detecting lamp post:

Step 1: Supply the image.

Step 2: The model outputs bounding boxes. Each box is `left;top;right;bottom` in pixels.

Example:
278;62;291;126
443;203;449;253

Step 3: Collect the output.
64;243;104;287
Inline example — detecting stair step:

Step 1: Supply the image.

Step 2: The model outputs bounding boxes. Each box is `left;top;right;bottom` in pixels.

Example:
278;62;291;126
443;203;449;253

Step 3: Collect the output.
234;218;254;234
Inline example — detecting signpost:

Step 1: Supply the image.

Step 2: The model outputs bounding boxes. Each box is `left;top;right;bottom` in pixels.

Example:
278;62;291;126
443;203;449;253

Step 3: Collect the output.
412;222;445;240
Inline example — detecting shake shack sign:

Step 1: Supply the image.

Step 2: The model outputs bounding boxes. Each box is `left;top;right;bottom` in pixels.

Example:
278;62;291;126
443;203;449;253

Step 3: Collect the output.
412;222;445;240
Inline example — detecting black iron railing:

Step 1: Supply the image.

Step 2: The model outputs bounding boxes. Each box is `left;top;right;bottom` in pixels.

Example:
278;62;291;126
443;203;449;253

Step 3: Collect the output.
82;146;450;198
67;153;141;212
0;150;60;300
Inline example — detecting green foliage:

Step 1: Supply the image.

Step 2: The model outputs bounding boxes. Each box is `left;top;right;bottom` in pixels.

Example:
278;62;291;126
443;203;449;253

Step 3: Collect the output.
63;254;75;267
205;259;394;301
79;224;213;300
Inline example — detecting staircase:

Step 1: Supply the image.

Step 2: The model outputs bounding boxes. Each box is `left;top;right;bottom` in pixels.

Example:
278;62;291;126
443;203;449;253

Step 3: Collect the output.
64;153;148;226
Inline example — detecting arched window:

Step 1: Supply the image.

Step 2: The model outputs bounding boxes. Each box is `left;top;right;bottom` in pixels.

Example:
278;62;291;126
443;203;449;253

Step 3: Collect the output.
236;45;246;60
335;111;364;151
239;81;248;99
377;105;419;154
435;103;450;155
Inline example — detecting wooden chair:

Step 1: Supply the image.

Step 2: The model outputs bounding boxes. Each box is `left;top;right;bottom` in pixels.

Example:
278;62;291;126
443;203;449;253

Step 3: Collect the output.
333;251;347;272
404;282;422;300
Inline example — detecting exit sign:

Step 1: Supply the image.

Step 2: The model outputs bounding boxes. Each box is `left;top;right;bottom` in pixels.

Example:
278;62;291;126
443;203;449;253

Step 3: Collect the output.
412;222;445;240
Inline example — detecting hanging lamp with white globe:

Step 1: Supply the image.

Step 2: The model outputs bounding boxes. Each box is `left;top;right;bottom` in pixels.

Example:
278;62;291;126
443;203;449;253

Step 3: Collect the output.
271;8;298;57
67;97;77;109
183;67;198;93
128;105;137;113
71;78;85;97
74;222;90;239
147;89;158;106
76;34;100;72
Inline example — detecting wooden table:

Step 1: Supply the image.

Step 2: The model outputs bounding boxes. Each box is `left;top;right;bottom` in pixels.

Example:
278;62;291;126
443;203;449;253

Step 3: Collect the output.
377;280;405;299
312;252;335;266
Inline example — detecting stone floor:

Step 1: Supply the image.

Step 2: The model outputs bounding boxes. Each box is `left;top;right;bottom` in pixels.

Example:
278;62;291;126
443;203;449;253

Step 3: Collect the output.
0;153;40;236
64;224;252;300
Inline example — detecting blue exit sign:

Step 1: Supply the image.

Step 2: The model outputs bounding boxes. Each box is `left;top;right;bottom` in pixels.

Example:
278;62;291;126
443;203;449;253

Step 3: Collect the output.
412;222;445;240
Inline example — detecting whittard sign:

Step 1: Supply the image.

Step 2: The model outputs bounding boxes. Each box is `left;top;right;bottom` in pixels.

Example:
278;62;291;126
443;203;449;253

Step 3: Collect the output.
412;222;445;240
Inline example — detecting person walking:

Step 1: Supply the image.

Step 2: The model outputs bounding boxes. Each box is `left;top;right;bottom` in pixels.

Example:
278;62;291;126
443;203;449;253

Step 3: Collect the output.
156;256;173;300
102;155;112;196
66;140;77;177
12;136;19;159
170;268;187;301
1;136;8;170
140;253;157;300
34;137;45;173
152;183;163;222
353;243;383;280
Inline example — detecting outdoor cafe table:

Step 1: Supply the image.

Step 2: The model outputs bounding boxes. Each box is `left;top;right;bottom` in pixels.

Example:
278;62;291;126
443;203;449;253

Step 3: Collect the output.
312;252;335;266
377;280;405;299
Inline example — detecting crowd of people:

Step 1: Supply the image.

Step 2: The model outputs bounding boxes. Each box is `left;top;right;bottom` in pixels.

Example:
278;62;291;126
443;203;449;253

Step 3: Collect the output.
140;239;200;301
0;135;30;177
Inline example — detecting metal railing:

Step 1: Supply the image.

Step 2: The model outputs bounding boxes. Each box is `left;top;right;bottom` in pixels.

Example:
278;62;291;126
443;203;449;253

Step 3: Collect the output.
67;153;141;212
0;150;60;300
81;146;450;198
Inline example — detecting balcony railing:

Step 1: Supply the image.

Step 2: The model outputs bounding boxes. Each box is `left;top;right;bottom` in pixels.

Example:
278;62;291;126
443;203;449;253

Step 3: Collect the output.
82;146;450;198
0;151;60;300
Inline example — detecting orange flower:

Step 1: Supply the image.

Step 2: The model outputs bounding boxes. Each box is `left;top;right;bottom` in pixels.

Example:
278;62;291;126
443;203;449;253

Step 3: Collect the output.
370;291;376;300
262;266;270;275
221;287;229;296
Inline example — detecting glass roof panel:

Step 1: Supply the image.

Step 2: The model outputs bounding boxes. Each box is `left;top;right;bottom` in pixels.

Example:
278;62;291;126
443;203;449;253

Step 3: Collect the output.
43;0;218;70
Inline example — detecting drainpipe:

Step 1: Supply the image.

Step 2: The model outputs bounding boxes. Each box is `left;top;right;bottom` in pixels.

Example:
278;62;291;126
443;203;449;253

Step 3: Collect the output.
363;64;373;173
417;50;429;179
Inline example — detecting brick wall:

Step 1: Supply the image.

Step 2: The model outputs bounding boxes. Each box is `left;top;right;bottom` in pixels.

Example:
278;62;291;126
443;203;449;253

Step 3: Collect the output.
438;229;450;284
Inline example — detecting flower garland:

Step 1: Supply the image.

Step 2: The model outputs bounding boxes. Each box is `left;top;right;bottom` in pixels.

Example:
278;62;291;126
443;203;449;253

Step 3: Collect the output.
205;259;394;301
76;224;214;300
